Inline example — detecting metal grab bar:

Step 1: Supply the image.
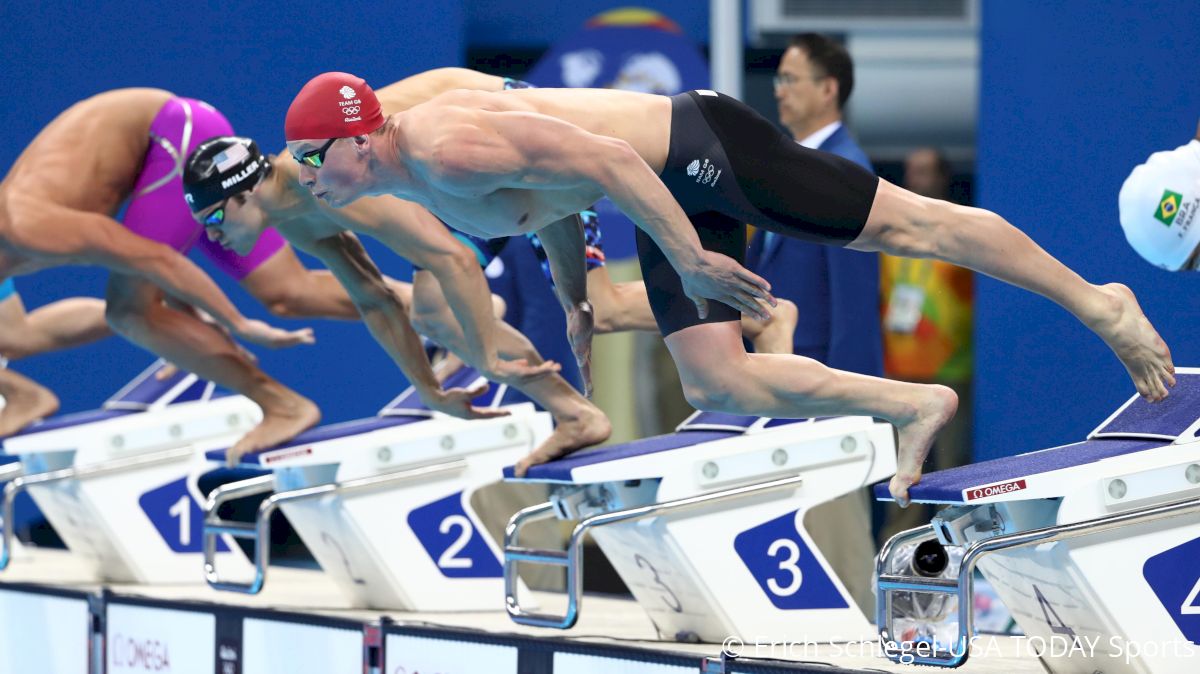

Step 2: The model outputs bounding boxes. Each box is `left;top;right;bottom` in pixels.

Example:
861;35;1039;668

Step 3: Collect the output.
1;446;194;570
203;459;467;594
504;473;804;629
875;494;1200;667
0;462;24;568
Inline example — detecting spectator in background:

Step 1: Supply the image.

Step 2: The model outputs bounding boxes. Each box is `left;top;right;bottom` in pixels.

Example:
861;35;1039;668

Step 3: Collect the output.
879;148;975;540
756;33;882;374
751;32;883;614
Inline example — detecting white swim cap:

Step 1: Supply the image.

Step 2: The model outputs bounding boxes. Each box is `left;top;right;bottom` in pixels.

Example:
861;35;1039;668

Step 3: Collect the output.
1118;139;1200;270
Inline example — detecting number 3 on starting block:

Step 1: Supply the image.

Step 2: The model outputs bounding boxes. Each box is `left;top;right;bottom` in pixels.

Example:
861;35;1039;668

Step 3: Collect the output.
407;492;502;578
733;510;848;610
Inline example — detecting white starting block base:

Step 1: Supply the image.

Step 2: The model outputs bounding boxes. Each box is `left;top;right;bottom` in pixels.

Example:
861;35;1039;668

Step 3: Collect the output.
1;363;261;584
0;548;1043;674
876;370;1200;673
205;369;551;613
506;411;897;643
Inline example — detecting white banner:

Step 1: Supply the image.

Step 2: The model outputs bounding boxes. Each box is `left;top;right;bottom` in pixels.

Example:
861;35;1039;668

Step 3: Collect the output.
385;634;518;674
107;603;215;674
0;589;89;674
554;652;695;674
241;618;360;674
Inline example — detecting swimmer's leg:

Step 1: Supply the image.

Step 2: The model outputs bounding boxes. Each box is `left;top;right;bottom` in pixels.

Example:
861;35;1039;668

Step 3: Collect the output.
0;290;111;435
0;291;111;360
410;271;610;476
849;180;1174;400
0;370;59;437
105;274;318;464
586;273;656;334
741;297;799;354
665;320;957;507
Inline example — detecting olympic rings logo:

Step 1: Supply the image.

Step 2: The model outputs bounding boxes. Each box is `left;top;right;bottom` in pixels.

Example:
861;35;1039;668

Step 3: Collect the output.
342;106;360;115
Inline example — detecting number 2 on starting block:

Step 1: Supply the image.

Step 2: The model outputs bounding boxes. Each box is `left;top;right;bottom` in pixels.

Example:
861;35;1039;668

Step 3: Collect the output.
407;492;502;578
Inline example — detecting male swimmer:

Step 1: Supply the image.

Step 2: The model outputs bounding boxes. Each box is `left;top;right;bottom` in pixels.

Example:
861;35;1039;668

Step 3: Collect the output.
183;69;796;468
283;72;1174;504
0;88;481;460
382;69;798;362
183;134;608;463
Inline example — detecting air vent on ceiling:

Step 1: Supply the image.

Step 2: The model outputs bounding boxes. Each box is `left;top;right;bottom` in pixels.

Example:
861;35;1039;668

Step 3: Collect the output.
752;0;979;33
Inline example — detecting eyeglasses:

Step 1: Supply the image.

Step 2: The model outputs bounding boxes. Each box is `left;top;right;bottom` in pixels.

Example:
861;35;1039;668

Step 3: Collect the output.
773;72;826;89
202;202;226;228
293;137;339;169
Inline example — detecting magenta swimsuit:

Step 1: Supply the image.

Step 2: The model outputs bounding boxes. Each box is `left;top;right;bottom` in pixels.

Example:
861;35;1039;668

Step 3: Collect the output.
124;97;285;280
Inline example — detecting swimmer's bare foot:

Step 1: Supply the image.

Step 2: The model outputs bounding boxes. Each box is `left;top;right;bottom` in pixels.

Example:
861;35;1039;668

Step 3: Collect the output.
0;372;59;437
513;402;611;477
889;384;959;508
748;298;799;354
226;386;320;467
1083;283;1175;402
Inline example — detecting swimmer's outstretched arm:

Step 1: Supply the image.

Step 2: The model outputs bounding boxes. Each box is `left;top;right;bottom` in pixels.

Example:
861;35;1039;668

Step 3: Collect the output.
534;215;594;396
431;110;775;320
298;231;508;420
4;201;311;349
333;198;558;386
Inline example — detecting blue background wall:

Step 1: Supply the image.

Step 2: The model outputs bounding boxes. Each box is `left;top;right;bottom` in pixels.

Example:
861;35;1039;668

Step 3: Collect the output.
1;2;467;421
975;1;1200;458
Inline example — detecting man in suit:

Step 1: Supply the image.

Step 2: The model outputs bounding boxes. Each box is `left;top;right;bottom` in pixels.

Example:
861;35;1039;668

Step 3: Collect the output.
752;32;883;613
752;32;883;373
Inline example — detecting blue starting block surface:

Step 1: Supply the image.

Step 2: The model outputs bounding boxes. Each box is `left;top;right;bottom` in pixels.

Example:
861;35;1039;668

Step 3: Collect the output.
5;408;137;439
204;415;428;466
1091;370;1200;440
206;366;504;467
873;437;1163;504
875;372;1200;504
503;411;811;483
2;361;222;441
504;430;740;482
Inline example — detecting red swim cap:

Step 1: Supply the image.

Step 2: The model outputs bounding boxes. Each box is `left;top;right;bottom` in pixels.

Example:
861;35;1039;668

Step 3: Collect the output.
285;72;384;141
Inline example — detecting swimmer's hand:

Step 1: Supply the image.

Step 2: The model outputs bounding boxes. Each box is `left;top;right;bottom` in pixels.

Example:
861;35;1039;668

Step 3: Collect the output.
234;319;316;348
425;383;512;420
682;251;776;321
566;301;595;398
487;358;562;389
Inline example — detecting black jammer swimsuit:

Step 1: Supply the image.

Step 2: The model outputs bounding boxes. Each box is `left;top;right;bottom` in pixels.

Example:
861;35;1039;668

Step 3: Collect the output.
641;89;880;336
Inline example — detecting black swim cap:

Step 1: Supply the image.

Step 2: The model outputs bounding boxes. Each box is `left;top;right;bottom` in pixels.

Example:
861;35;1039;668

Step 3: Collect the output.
183;136;271;212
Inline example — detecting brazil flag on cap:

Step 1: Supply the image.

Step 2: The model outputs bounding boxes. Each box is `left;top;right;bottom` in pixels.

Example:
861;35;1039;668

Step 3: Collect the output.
1156;189;1182;226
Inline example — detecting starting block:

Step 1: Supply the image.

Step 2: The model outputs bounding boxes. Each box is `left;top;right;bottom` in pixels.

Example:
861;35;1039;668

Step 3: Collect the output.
503;411;897;643
0;361;261;582
202;367;551;612
875;369;1200;672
